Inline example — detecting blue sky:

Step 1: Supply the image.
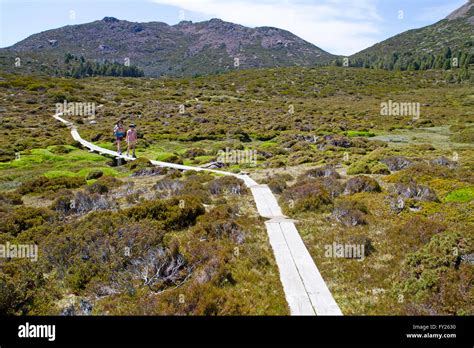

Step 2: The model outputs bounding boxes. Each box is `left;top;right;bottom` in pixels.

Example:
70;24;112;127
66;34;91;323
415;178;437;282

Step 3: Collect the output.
0;0;467;55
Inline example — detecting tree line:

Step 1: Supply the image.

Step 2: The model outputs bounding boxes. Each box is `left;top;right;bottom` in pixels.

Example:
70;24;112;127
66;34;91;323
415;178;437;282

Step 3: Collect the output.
333;47;473;80
63;53;144;78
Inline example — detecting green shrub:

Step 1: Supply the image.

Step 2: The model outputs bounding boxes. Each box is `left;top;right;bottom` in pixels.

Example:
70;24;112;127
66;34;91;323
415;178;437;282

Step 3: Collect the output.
128;157;152;171
2;206;56;236
180;180;211;204
405;233;465;281
125;195;205;230
0;260;55;315
42;214;167;283
18;176;86;195
65;262;99;294
26;83;48;91
347;161;370;175
371;163;390;175
47;91;70;103
396;231;472;315
0;274;18;314
291;141;311;152
287;152;313;166
83;176;121;195
0;192;23;206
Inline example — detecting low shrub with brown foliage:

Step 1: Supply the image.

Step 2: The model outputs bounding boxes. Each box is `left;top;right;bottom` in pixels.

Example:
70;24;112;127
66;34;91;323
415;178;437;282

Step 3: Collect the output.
381;156;413;172
0;192;23;206
183;148;206;158
263;174;290;194
344;176;381;195
332;200;368;226
209;176;248;196
86;176;123;194
301;166;341;180
281;180;332;213
392;216;446;249
195;205;245;243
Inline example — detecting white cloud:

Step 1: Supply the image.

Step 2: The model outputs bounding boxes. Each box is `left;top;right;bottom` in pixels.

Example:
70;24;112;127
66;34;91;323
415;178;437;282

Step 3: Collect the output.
152;0;382;55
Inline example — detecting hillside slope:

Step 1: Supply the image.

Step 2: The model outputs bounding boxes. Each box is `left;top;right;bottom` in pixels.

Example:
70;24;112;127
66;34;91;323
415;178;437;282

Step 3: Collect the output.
349;0;473;70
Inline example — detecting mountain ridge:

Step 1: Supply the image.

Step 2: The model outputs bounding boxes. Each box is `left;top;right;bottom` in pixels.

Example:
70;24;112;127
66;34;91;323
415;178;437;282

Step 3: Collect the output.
1;17;333;77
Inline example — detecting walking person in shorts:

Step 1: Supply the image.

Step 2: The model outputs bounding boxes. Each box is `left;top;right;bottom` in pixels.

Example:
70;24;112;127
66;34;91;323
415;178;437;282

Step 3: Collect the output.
113;120;126;155
126;124;138;158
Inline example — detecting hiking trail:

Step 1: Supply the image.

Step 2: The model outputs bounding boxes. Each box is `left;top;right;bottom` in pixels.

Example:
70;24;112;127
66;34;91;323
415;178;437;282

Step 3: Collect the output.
53;112;342;316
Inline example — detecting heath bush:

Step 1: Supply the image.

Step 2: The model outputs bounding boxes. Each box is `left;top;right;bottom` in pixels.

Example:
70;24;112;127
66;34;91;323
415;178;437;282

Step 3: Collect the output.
344;176;381;195
282;180;332;213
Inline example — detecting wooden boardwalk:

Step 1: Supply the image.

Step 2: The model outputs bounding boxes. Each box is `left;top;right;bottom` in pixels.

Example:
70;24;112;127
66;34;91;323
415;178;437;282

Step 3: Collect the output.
53;113;342;316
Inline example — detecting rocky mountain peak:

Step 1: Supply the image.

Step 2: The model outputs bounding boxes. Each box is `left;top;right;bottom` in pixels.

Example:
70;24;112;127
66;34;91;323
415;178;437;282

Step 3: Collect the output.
446;0;474;23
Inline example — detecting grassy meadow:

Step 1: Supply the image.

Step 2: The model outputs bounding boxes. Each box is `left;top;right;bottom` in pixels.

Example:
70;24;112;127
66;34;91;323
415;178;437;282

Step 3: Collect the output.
0;66;472;315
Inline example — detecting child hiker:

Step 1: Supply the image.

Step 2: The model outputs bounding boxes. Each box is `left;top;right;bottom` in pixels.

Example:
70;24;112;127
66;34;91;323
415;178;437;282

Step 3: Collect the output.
113;120;126;155
126;124;138;158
